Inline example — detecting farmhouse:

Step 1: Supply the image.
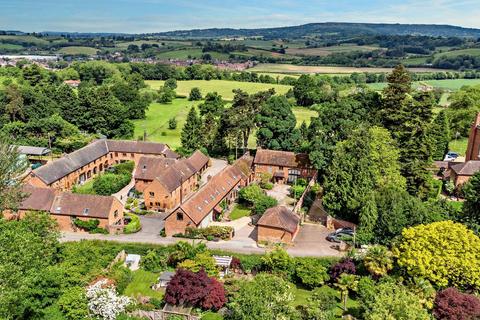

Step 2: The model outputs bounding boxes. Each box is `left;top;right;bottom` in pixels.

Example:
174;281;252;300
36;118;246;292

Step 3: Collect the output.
257;206;300;244
163;157;251;236
253;149;317;184
134;150;210;211
3;185;124;234
27;139;178;191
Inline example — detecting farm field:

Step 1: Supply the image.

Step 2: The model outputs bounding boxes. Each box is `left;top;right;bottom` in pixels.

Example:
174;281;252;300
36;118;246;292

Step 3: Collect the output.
434;48;480;58
155;48;230;60
249;63;443;74
58;46;98;55
367;78;480;91
286;44;380;56
145;80;292;101
134;99;315;149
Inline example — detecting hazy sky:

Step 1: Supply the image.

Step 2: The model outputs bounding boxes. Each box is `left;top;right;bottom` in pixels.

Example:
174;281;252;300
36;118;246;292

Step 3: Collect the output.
1;0;479;33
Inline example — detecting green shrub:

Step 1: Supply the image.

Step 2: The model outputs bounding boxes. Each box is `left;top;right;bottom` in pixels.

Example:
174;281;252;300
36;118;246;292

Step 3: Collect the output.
239;184;264;205
114;161;135;175
93;173;131;195
262;182;274;190
73;218;100;231
188;87;202;101
142;249;168;272
253;195;278;215
124;213;141;234
261;247;295;279
295;258;330;288
91;227;109;234
168;117;177;130
110;264;133;294
290;185;306;198
184;226;233;240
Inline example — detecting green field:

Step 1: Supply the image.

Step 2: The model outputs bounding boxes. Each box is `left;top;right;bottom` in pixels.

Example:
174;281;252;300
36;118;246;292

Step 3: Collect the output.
249;63;441;74
449;137;469;156
286;44;380;56
146;80;292;101
58;46;99;55
134;99;197;148
435;48;480;58
155;48;230;60
135;100;315;149
367;79;480;91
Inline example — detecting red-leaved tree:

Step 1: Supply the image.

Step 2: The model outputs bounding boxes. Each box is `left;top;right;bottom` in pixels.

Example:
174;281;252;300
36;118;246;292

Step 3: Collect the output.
329;258;356;282
165;269;226;310
433;287;480;320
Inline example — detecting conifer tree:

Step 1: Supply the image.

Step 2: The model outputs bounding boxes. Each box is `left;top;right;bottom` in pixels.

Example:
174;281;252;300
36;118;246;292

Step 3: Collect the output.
430;111;450;160
181;107;202;154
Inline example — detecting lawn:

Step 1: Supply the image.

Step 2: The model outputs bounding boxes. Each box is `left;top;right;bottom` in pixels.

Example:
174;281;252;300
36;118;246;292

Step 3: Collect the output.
124;269;164;300
293;107;318;126
133;99;199;149
146;80;292;101
449;137;469;156
72;179;96;195
249;63;442;74
58;46;99;55
134;99;317;148
291;284;359;316
229;204;252;220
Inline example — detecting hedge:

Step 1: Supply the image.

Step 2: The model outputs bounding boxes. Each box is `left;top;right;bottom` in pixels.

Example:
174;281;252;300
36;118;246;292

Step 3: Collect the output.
124;213;141;234
181;226;234;240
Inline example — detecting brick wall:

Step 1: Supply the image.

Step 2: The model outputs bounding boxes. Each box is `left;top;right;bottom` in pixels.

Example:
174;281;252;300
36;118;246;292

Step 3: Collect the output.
164;209;196;236
257;225;295;244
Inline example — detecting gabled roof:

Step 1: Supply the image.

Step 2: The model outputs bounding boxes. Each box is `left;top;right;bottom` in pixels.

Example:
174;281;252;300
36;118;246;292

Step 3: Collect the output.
173;165;245;225
33;140;109;185
451;160;480;176
254;149;312;169
50;192;117;219
32;140;177;185
16;145;51;156
233;153;254;177
186;150;209;172
20;185;56;211
155;160;196;193
257;206;300;234
134;156;177;181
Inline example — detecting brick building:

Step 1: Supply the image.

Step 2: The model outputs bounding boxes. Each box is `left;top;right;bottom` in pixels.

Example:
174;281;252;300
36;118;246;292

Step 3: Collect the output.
163;157;252;236
134;150;210;211
466;113;480;161
253;149;317;184
257;206;300;244
3;185;124;234
27;139;178;191
450;161;480;187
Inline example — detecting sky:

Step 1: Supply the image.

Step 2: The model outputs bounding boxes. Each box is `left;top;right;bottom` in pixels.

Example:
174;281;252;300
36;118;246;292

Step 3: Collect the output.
0;0;479;33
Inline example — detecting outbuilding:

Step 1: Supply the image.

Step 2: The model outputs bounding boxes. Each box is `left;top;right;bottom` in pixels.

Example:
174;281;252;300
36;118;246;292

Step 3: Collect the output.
257;206;300;244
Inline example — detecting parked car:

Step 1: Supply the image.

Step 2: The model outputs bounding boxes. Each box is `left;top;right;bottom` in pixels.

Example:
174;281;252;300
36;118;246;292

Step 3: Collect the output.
444;152;459;162
326;227;355;243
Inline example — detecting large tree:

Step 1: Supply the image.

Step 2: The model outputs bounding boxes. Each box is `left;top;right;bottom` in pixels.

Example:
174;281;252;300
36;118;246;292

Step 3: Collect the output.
322;126;405;222
256;96;300;151
462;171;480;231
180;107;203;154
430;110;450;160
0;140;28;213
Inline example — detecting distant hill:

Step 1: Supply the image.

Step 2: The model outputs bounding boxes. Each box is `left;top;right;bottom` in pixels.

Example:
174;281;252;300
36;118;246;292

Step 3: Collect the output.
153;22;480;39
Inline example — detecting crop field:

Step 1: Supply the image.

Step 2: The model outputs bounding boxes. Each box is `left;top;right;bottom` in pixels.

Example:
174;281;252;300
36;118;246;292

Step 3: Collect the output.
145;80;292;101
286;44;380;56
115;39;190;49
134;98;315;149
0;43;24;50
58;46;99;55
249;63;443;74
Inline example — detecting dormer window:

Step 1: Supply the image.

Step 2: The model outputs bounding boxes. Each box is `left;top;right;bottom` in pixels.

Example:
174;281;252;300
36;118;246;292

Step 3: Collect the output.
83;208;89;215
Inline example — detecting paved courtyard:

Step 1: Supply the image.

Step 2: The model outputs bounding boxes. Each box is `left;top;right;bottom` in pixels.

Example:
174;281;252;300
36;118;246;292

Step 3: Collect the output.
291;223;342;257
266;184;295;209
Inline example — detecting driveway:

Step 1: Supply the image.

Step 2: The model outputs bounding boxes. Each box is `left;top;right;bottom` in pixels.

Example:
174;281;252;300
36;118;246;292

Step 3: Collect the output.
266;184;294;208
200;158;228;186
290;223;343;257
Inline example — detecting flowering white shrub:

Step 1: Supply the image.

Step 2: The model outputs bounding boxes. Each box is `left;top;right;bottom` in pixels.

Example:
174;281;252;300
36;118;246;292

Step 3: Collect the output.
86;279;132;320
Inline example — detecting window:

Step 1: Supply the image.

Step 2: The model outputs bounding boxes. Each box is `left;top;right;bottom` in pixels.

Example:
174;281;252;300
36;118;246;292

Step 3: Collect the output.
83;208;89;215
123;153;127;156
150;202;153;206
131;153;134;157
176;212;184;221
149;191;155;197
113;210;118;218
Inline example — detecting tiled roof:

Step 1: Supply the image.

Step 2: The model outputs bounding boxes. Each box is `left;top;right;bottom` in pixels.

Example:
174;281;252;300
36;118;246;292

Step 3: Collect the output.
233;153;254;177
50;192;116;219
175;165;245;225
16;145;51;156
32;140;176;185
451;161;480;176
134;157;177;181
156;160;196;193
257;206;300;234
186;150;209;172
254;149;312;168
20;185;56;211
